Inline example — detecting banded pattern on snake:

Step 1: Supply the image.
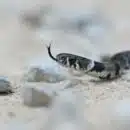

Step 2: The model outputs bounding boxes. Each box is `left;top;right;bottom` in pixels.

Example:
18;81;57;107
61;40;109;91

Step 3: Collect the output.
46;44;130;80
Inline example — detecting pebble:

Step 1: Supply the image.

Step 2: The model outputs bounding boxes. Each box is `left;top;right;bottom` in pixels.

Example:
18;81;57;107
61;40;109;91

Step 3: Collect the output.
8;112;16;118
22;67;66;83
0;76;12;94
21;78;82;108
22;83;55;107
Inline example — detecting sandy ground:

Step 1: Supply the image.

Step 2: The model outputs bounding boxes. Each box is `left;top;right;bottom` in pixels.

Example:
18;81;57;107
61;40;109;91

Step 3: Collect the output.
1;0;130;130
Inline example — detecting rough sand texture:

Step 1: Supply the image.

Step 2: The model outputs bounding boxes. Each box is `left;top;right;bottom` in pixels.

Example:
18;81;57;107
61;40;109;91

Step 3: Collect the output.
1;1;130;130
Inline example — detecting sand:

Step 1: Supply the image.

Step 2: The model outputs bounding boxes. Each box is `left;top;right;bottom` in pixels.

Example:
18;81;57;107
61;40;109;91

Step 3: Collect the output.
1;1;130;130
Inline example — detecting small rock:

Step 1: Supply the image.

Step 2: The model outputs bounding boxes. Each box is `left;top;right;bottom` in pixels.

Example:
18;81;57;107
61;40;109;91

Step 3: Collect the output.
21;79;81;108
8;112;16;118
0;76;12;94
22;67;66;83
22;83;55;107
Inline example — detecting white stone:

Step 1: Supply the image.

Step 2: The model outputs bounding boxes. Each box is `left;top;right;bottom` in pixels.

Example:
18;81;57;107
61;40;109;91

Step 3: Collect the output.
22;66;66;83
0;76;12;93
22;83;55;107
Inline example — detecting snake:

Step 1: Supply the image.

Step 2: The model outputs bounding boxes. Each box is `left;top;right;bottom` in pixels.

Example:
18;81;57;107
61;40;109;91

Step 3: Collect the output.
46;43;130;80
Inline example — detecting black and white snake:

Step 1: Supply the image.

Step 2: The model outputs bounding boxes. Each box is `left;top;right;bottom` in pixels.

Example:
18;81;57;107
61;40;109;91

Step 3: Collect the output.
46;43;130;80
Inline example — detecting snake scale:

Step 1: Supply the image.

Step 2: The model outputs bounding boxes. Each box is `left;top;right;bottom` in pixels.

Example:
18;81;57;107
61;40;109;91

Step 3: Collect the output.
46;43;130;80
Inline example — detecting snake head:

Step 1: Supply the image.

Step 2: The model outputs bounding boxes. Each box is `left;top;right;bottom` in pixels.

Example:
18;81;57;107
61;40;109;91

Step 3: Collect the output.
56;53;95;72
56;54;71;67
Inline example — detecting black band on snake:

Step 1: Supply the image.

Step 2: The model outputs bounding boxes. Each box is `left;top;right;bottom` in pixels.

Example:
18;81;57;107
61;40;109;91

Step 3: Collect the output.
46;43;130;80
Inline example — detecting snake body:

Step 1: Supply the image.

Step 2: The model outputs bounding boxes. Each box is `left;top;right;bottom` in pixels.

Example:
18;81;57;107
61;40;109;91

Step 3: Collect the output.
46;44;127;80
108;51;130;70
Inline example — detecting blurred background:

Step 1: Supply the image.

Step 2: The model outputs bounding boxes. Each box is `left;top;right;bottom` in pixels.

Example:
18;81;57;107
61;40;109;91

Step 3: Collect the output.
1;0;130;76
1;1;130;130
